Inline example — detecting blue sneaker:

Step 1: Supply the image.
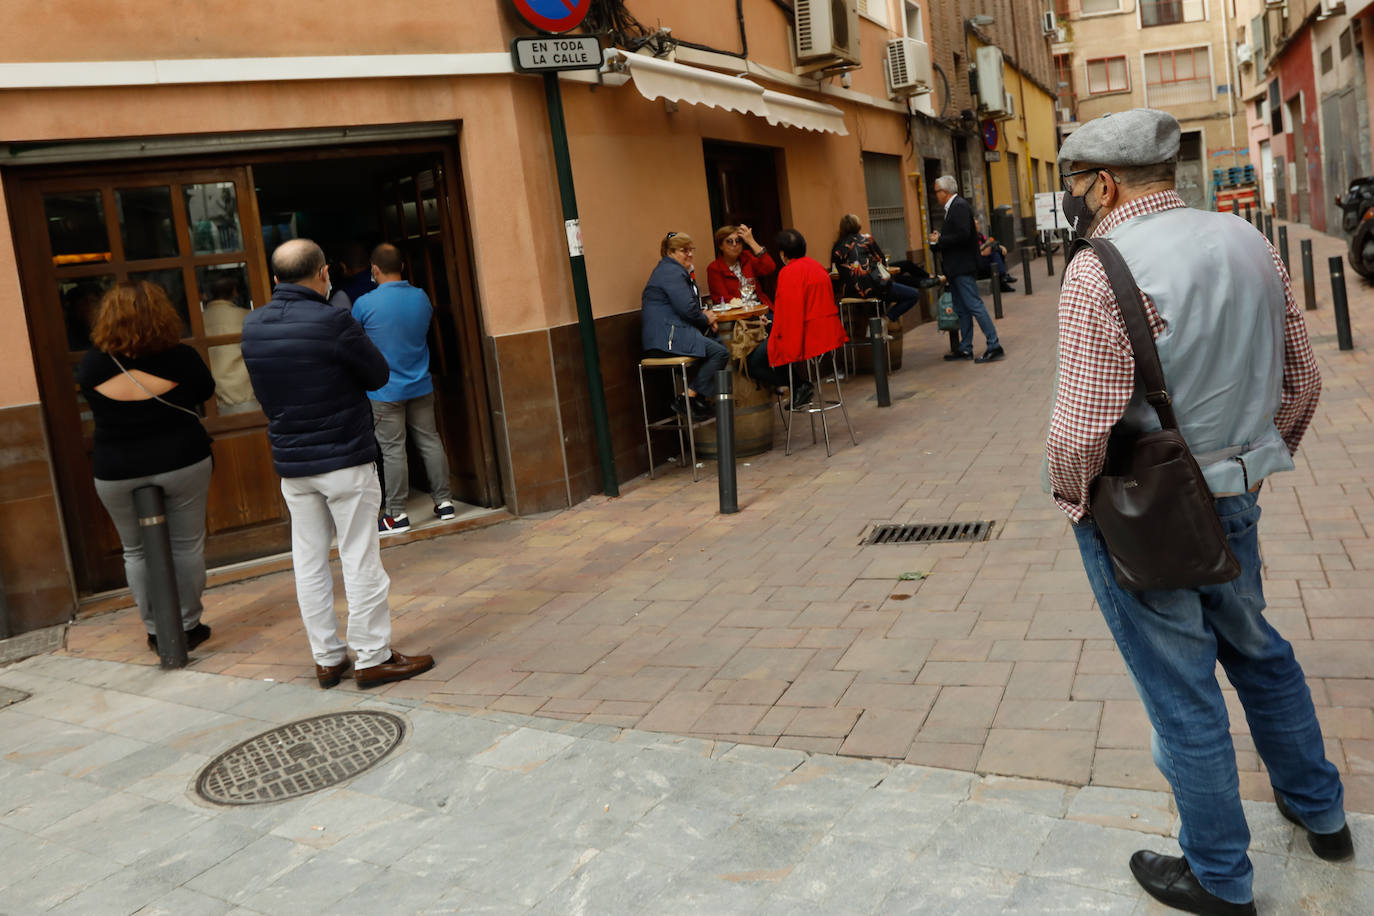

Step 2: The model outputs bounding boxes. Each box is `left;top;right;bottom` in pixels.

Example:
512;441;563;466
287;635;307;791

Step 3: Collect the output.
378;514;410;534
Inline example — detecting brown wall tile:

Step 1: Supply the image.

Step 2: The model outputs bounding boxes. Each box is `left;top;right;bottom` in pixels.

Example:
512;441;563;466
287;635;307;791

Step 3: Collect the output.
0;404;73;636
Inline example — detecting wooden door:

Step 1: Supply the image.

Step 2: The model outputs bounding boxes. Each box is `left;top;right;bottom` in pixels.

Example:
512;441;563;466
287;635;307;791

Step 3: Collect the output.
376;152;502;508
8;165;289;595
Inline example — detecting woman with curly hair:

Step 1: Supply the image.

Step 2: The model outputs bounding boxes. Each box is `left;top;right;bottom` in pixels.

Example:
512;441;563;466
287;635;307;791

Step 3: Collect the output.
77;281;217;652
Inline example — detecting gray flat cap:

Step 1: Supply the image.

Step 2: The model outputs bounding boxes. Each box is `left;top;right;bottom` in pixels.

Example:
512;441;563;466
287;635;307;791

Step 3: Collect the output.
1057;108;1180;167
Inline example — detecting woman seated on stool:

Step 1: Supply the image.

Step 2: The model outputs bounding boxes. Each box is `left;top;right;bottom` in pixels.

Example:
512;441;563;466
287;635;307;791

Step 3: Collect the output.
641;232;728;422
830;213;940;322
706;224;775;306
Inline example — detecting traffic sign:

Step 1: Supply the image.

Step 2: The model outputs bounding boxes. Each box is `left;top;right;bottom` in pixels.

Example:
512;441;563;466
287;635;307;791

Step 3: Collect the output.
509;0;591;34
511;35;602;73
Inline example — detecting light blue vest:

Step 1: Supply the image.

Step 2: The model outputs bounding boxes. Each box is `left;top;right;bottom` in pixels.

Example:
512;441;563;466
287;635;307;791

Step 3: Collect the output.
1106;207;1293;494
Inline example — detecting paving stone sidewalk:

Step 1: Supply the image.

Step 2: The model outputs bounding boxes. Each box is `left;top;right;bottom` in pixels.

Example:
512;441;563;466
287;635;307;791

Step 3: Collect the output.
3;654;1373;914
60;223;1374;813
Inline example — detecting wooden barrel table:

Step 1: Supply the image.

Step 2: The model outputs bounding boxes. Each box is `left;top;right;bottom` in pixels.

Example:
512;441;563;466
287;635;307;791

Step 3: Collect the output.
693;303;777;459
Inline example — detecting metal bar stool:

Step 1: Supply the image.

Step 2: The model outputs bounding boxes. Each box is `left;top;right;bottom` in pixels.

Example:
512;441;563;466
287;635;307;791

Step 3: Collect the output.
783;348;856;457
638;355;714;482
837;297;889;377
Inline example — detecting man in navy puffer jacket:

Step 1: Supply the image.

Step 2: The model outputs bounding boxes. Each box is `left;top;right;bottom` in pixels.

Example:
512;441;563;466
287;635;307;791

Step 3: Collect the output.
242;239;434;690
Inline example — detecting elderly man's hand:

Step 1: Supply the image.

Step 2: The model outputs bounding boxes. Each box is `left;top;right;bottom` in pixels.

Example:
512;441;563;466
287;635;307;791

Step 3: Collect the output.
928;231;940;245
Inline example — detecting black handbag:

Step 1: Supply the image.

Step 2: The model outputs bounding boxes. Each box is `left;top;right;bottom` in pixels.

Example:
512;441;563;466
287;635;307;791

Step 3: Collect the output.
1068;237;1241;591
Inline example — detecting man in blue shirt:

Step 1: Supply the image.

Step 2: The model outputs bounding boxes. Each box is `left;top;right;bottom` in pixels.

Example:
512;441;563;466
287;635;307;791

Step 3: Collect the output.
352;244;455;532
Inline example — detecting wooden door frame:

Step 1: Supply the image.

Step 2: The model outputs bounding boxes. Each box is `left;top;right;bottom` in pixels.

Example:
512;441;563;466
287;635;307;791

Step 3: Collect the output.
3;132;501;595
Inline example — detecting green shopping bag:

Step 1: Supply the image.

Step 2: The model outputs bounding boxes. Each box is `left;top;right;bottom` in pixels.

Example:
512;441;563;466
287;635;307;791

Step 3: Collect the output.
936;291;959;331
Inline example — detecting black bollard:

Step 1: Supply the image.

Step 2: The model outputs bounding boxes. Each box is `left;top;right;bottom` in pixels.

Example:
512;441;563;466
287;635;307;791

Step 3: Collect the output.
1301;239;1317;311
1278;226;1290;275
869;317;891;407
1046;237;1055;277
1330;257;1353;352
1231;199;1238;216
132;485;187;669
1020;248;1033;295
1263;214;1274;244
714;370;738;513
990;272;1003;319
1245;203;1253;225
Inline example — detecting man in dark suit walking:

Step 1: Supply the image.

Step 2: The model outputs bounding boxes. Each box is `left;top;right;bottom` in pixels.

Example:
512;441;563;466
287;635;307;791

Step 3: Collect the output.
929;175;1005;363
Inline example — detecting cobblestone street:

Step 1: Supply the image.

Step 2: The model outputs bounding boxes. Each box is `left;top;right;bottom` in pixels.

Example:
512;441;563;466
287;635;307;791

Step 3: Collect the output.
62;224;1374;816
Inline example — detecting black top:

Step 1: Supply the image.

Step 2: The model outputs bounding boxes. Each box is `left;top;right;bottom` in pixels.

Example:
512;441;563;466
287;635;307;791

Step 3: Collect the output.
77;344;215;481
932;195;981;277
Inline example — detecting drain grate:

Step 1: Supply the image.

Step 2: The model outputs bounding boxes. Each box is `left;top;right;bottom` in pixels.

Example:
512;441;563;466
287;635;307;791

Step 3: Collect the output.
863;521;994;545
195;710;405;806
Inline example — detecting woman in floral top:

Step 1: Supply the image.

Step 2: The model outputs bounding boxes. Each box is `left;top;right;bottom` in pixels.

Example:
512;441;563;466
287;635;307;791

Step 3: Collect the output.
706;224;776;307
830;213;931;322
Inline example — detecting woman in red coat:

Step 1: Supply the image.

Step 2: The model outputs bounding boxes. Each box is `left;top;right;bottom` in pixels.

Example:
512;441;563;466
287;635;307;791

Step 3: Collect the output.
705;224;776;306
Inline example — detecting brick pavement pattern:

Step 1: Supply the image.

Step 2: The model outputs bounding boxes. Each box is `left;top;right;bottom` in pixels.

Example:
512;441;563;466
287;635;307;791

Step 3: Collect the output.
64;224;1374;812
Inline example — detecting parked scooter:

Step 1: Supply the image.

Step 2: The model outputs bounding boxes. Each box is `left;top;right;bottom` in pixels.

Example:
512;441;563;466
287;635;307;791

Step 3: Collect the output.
1337;176;1374;280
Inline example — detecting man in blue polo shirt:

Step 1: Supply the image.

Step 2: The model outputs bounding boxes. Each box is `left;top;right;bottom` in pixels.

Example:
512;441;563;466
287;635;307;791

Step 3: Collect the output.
352;244;455;532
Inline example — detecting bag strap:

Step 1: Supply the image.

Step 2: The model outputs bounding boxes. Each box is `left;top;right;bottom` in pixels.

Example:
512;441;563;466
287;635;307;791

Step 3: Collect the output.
1067;237;1180;430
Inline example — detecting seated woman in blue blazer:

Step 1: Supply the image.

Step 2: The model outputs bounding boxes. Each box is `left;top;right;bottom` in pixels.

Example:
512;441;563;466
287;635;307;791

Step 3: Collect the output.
640;232;729;421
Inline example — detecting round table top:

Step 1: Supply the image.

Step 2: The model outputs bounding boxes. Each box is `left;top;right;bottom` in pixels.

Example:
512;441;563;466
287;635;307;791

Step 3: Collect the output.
710;303;769;322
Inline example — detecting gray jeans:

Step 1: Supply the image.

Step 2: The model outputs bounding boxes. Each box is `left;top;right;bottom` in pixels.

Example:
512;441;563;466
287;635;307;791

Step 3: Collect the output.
93;456;213;634
371;392;453;517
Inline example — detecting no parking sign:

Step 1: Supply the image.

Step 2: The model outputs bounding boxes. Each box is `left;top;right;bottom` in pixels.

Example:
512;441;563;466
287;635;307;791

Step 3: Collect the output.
510;0;592;34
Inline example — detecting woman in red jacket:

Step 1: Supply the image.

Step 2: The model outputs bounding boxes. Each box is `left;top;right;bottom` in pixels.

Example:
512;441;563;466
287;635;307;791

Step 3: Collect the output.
705;224;776;306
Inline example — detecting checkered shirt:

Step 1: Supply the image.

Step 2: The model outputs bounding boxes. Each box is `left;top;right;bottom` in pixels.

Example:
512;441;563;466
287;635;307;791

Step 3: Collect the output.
1047;190;1322;522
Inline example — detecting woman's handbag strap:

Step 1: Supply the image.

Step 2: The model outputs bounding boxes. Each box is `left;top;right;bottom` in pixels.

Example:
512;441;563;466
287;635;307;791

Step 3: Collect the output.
1067;237;1180;431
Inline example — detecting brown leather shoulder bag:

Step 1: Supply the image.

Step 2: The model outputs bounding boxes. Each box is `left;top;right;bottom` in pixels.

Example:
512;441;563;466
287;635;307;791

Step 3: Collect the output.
1067;237;1241;592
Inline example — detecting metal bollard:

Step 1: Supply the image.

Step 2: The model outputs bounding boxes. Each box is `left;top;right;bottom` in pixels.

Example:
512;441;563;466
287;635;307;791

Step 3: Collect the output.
869;317;891;407
1278;225;1290;275
1263;214;1274;244
1301;240;1317;311
990;272;1003;319
1046;238;1055;277
714;370;738;514
132;485;187;669
1020;248;1033;295
1231;200;1239;216
1245;204;1253;225
1330;257;1353;352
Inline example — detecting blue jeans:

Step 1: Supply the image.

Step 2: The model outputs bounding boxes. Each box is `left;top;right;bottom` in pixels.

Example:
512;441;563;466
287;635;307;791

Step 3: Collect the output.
883;279;923;321
950;274;998;355
1074;491;1345;904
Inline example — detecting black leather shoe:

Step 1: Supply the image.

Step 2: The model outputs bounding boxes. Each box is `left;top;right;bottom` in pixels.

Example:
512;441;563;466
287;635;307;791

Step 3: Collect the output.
974;346;1006;364
147;623;212;653
789;381;814;411
1129;851;1256;915
943;350;973;361
316;658;351;689
1275;789;1355;861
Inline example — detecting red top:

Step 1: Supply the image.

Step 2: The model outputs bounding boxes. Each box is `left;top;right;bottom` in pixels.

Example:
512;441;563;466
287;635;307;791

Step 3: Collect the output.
769;256;848;366
705;249;776;306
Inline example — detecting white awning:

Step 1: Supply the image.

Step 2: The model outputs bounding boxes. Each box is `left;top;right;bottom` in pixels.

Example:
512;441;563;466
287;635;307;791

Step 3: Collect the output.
606;50;847;135
761;89;849;135
612;50;768;119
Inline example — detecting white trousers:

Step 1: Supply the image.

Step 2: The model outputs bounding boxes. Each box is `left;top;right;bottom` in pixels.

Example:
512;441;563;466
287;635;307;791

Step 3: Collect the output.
280;463;392;669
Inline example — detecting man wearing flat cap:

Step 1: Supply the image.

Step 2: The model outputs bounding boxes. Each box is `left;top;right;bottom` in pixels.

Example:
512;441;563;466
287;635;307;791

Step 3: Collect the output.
1047;109;1345;915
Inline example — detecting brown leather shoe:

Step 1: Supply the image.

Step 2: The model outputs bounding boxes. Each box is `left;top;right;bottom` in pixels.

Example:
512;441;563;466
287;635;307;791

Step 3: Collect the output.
355;651;435;690
316;658;351;689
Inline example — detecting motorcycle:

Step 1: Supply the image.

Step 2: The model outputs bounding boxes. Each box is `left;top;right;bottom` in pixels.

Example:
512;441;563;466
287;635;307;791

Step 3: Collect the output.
1337;176;1374;280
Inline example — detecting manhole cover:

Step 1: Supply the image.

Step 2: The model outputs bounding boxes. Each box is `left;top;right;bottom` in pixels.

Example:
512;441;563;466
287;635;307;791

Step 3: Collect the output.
863;521;994;545
195;710;405;805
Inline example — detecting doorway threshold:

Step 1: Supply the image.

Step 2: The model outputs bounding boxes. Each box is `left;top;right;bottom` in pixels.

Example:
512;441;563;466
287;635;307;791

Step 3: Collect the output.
76;505;513;619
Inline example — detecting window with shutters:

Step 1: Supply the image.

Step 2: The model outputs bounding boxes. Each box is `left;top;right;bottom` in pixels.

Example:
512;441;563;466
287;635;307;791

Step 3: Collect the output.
1140;0;1205;27
857;0;888;27
1081;0;1123;14
1143;46;1212;105
1086;56;1129;95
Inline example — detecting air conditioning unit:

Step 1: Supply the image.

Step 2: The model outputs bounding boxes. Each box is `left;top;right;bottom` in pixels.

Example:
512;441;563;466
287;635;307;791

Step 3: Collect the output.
1317;0;1345;17
1236;42;1252;64
884;37;933;97
795;0;862;68
1042;11;1058;34
975;46;1008;116
1002;91;1017;120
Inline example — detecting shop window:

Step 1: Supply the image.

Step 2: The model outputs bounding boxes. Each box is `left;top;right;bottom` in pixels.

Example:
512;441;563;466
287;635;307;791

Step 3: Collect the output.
196;263;259;416
1086;56;1129;95
44;191;110;266
128;267;190;335
116;187;178;261
58;275;115;351
184;182;243;255
1144;46;1212;106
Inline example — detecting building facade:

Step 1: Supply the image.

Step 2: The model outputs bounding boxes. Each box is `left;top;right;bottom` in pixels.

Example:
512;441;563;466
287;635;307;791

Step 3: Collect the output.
0;0;1056;638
